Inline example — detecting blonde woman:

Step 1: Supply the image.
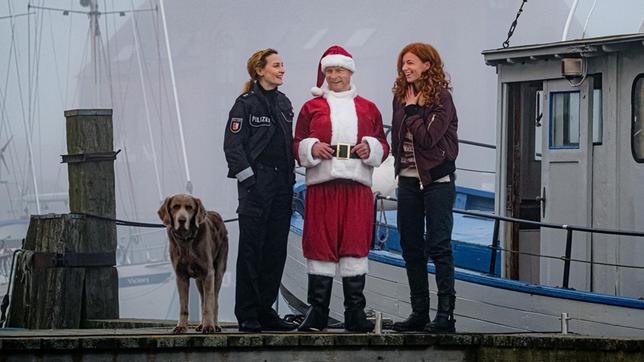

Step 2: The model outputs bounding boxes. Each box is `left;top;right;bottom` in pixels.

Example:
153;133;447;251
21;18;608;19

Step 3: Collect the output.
390;43;459;333
223;48;297;332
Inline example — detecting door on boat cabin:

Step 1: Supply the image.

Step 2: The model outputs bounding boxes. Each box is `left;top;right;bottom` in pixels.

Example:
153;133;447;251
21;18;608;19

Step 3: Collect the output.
505;82;543;284
539;78;594;290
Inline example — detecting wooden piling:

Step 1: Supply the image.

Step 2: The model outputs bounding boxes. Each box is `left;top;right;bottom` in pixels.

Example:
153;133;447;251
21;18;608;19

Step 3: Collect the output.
8;109;119;328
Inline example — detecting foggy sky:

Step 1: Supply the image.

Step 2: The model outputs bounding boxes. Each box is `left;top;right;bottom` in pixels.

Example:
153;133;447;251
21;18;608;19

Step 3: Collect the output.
1;0;642;322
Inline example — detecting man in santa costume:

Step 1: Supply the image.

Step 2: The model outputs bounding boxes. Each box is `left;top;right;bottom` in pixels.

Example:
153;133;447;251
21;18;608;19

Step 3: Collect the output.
293;45;389;332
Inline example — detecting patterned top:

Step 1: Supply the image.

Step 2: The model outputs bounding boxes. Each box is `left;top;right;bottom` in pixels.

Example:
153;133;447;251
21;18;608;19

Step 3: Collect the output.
400;130;419;178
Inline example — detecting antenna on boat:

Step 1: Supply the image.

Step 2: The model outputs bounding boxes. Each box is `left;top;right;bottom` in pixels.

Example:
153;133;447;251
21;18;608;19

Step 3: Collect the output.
561;0;579;41
159;0;193;194
581;0;598;39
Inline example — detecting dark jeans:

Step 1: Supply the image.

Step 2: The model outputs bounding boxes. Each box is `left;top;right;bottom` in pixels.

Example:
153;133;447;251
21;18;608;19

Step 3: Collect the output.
235;164;293;323
397;176;455;299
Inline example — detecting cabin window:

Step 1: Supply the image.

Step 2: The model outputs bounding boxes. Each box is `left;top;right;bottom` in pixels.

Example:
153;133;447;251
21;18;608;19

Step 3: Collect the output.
592;75;603;145
549;91;580;149
633;74;644;162
535;90;543;160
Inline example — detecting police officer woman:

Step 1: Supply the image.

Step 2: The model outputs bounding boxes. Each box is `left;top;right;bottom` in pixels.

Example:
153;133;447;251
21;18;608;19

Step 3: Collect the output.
223;48;297;332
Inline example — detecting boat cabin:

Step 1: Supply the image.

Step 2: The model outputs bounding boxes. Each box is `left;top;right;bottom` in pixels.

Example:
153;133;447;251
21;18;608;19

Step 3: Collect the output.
483;33;644;298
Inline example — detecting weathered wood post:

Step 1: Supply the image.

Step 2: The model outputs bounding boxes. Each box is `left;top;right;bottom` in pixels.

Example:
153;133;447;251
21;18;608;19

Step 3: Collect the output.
8;109;119;328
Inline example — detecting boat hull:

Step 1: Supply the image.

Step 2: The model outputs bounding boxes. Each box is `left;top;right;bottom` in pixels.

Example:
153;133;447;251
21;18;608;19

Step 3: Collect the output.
283;227;644;336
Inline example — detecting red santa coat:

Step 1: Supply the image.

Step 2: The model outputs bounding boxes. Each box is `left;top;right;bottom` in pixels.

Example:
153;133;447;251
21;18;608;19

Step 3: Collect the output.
293;86;389;268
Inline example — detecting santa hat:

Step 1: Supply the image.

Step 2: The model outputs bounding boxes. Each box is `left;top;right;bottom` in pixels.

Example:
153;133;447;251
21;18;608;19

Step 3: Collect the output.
311;45;355;96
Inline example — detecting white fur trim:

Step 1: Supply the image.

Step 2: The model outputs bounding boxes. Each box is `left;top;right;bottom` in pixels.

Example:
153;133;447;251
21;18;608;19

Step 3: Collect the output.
339;257;368;277
326;90;358;145
324;85;357;100
361;136;384;167
321;54;355;73
310;87;324;97
304;86;374;186
305;158;373;187
371;155;397;198
307;259;337;277
298;138;322;168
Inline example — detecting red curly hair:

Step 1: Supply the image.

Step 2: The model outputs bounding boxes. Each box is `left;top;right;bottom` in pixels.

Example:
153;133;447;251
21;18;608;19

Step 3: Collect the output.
392;43;450;106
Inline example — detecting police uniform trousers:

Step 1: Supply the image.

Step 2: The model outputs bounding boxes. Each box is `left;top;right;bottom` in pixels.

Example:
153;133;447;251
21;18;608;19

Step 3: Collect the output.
235;163;293;323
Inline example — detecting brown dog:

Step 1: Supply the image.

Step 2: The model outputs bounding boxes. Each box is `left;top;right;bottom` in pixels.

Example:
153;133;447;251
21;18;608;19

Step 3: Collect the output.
158;194;228;333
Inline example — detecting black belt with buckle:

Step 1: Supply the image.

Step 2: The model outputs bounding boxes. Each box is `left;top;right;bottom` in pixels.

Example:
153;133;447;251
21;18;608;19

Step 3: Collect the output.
331;143;360;160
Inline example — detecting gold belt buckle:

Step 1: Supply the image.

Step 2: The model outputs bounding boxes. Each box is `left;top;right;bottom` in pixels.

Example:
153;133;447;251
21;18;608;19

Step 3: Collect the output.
336;143;351;160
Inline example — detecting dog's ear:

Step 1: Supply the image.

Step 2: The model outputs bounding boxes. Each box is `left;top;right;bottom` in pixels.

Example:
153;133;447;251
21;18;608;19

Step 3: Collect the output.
194;197;207;226
158;196;173;227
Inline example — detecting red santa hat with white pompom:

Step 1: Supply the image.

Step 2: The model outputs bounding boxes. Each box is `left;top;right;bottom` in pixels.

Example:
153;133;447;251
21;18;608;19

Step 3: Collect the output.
310;45;355;96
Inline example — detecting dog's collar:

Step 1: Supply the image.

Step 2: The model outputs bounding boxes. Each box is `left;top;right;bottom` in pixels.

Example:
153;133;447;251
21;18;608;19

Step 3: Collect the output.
170;227;198;242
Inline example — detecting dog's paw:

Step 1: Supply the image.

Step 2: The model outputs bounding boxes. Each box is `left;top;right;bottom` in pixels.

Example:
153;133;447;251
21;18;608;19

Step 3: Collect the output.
172;326;187;334
199;324;216;334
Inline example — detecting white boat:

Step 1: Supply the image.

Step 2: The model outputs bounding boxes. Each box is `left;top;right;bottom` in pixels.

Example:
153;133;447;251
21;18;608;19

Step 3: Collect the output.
282;32;644;337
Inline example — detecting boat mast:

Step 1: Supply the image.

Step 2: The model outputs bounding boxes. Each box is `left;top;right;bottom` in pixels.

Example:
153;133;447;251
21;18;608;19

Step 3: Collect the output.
1;9;29;217
129;0;163;202
159;0;193;194
89;0;101;106
24;3;41;214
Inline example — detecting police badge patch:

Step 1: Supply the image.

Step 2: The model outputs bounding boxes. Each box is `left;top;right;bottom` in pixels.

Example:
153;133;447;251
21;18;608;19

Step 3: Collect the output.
230;118;242;133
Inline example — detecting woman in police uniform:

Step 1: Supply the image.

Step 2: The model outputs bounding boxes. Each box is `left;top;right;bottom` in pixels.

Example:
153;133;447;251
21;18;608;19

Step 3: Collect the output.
223;48;297;332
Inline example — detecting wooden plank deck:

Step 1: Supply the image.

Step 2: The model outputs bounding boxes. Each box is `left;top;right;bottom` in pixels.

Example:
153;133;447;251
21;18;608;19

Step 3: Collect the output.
1;320;643;362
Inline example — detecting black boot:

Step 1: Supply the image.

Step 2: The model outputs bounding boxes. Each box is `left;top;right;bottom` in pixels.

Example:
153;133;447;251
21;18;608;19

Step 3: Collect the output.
259;308;298;331
426;295;456;333
342;274;374;333
393;261;429;332
298;274;333;331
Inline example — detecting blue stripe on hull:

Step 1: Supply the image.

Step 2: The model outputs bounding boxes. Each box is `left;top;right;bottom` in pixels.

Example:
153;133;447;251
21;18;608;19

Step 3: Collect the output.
290;182;644;311
291;218;644;310
368;251;644;310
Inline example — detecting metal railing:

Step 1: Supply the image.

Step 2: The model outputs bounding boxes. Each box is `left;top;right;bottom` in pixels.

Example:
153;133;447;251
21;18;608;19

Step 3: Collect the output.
374;195;644;289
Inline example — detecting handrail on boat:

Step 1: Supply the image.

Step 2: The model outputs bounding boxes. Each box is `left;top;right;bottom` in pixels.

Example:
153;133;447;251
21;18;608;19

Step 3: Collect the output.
374;195;644;289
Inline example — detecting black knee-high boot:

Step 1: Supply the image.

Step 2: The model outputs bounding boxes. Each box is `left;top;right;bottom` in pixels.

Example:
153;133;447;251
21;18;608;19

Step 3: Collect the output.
393;260;429;331
426;295;456;333
298;274;333;331
342;274;374;332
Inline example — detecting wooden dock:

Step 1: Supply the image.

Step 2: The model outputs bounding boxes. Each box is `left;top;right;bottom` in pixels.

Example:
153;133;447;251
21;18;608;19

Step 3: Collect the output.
1;319;643;361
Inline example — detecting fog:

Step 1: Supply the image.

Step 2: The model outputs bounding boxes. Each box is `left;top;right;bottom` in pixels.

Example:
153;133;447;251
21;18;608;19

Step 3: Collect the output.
1;0;642;322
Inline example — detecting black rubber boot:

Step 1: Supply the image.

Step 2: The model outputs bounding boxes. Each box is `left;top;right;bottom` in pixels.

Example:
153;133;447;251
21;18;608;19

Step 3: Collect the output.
426;295;456;333
342;274;374;333
258;308;298;331
393;260;429;332
298;274;333;331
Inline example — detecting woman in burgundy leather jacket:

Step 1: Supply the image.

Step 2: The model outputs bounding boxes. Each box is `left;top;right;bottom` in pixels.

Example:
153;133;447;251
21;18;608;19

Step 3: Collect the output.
390;42;459;333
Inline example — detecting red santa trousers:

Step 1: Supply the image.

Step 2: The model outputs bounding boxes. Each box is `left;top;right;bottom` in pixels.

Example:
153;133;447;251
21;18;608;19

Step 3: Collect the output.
302;180;374;261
